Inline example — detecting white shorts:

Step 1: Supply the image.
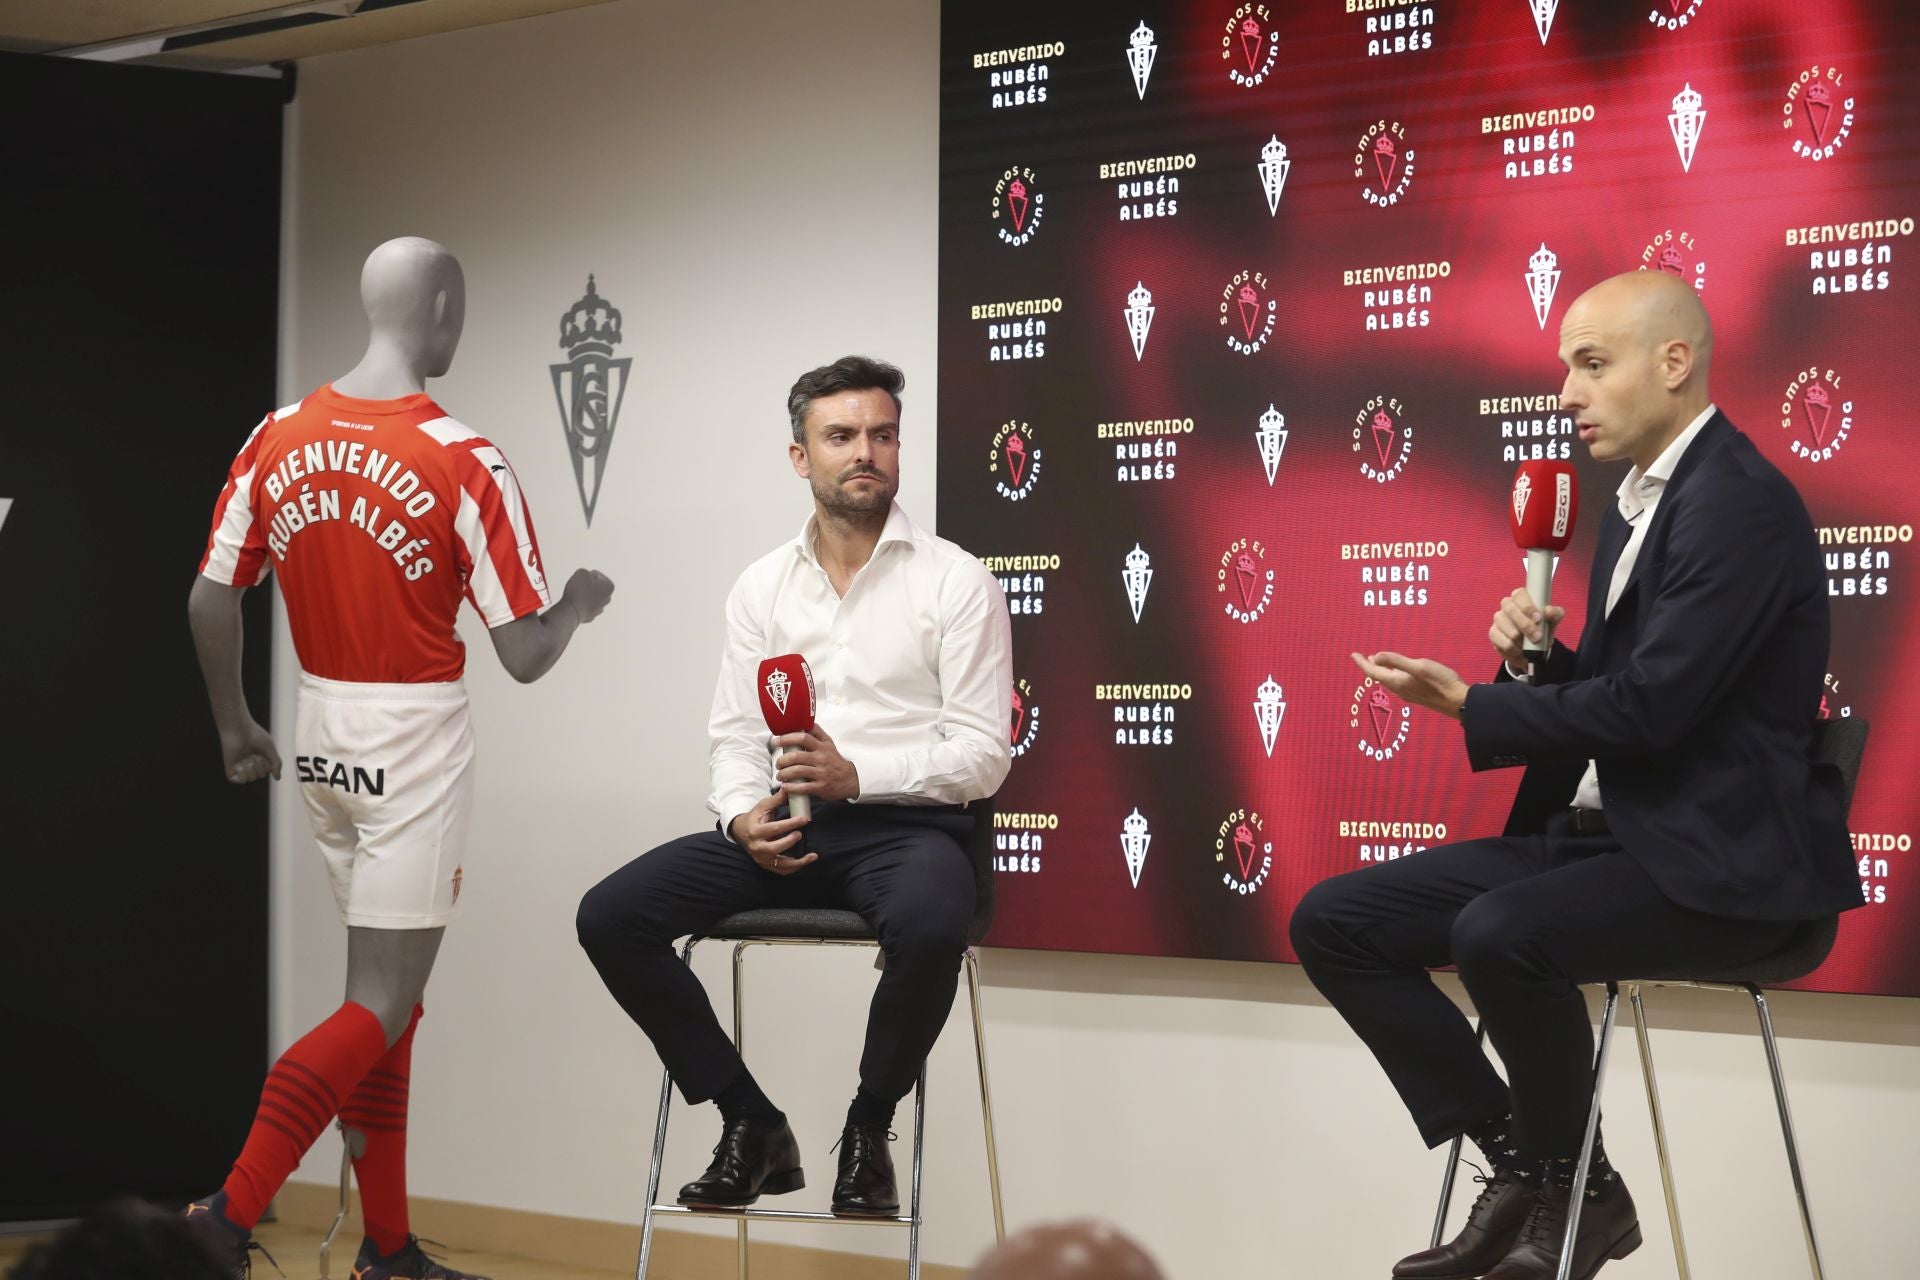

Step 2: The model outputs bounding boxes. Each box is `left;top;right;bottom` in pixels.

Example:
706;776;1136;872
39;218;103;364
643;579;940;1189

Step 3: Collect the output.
296;673;476;929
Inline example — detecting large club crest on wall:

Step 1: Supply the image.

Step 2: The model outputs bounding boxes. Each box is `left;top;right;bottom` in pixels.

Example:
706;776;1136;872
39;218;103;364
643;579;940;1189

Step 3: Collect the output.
551;275;631;524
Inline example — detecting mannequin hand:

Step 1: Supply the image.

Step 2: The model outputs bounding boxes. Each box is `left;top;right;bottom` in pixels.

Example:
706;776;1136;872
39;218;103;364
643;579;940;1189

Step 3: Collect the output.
563;568;614;624
219;719;281;784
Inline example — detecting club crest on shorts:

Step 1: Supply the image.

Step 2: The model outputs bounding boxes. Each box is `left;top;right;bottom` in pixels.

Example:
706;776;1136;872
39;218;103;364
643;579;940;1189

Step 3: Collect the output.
550;275;631;525
451;866;463;904
1121;808;1152;888
1218;538;1274;623
1351;679;1412;762
1254;675;1287;757
1216;808;1273;895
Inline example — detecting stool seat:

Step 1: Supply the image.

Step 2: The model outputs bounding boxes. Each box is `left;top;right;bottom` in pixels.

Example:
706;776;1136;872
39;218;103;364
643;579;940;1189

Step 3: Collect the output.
706;908;875;940
1645;914;1839;986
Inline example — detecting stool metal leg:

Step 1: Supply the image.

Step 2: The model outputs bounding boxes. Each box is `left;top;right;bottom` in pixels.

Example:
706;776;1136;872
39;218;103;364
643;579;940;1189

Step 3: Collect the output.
732;942;750;1280
637;938;697;1280
1558;982;1620;1280
318;1125;357;1280
1749;984;1827;1280
907;1060;928;1279
1629;984;1691;1280
963;949;1006;1244
1429;1020;1486;1249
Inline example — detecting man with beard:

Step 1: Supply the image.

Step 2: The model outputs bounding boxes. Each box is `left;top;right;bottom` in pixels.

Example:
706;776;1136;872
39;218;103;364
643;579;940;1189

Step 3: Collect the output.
577;356;1013;1218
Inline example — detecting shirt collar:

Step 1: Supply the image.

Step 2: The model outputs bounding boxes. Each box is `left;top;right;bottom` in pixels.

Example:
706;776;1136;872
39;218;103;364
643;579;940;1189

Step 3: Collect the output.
1616;404;1716;522
793;501;916;570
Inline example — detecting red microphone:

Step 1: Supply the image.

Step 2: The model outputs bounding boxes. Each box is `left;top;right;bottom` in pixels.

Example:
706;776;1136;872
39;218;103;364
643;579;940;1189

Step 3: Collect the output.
1509;460;1579;677
757;654;817;819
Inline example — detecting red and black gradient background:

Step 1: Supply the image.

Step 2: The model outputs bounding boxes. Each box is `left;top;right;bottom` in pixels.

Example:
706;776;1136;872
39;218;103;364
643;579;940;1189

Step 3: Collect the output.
936;2;1920;995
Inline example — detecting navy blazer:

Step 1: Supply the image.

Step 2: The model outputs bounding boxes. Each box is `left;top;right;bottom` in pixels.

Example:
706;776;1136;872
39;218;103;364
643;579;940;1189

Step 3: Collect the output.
1462;412;1860;922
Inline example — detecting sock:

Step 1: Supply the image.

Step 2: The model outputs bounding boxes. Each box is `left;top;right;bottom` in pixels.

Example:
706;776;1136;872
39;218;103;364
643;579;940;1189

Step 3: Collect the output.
340;1004;421;1256
1465;1110;1534;1181
1545;1132;1620;1200
714;1067;781;1124
846;1087;895;1130
221;1002;389;1228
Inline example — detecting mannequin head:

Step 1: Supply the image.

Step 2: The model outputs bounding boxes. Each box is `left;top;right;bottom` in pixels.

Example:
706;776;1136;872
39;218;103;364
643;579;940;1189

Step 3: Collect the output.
970;1220;1167;1280
359;236;466;380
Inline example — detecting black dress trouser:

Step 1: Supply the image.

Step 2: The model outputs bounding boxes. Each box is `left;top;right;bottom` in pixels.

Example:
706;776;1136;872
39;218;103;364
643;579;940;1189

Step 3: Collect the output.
576;801;976;1106
1289;815;1796;1162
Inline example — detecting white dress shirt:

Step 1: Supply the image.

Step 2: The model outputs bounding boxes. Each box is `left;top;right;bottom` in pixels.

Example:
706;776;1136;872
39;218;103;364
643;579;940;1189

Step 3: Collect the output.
1568;404;1717;809
707;502;1014;839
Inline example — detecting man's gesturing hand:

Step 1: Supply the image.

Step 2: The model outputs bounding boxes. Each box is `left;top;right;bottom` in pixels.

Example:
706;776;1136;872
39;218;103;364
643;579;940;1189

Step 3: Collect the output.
728;793;817;874
774;723;860;803
1350;651;1470;721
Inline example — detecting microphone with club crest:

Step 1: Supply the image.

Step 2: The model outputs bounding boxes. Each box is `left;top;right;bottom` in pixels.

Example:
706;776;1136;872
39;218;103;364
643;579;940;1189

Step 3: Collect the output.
757;653;817;820
1508;459;1579;680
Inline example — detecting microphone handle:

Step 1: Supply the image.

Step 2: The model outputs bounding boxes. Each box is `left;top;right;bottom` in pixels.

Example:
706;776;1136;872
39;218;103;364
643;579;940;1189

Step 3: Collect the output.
1524;547;1555;679
788;791;812;821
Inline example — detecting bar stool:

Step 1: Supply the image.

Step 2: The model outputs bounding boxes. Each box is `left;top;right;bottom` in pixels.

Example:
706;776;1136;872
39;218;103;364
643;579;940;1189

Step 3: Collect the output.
633;798;1006;1280
1429;715;1868;1280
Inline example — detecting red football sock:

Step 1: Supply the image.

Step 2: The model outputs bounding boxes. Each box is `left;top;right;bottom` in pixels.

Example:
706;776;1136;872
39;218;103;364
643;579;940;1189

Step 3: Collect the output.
221;1001;389;1228
340;1004;421;1256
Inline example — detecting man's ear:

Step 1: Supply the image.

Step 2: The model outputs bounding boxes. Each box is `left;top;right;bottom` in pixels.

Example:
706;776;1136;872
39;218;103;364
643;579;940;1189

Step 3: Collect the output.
789;440;811;479
1662;339;1695;390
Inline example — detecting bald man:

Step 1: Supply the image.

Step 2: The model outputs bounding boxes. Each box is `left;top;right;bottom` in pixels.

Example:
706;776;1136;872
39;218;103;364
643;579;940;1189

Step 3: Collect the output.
1291;273;1858;1280
970;1220;1166;1280
185;237;613;1279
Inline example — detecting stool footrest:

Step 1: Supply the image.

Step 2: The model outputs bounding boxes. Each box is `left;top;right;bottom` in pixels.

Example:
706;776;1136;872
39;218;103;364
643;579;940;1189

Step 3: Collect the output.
648;1204;912;1227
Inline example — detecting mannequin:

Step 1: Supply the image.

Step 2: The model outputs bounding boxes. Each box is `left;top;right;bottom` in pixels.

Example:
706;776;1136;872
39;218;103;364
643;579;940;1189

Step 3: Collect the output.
185;236;613;1280
970;1220;1168;1280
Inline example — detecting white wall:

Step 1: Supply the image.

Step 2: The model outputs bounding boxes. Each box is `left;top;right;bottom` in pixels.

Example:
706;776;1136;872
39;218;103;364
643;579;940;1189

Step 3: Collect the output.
271;2;1915;1276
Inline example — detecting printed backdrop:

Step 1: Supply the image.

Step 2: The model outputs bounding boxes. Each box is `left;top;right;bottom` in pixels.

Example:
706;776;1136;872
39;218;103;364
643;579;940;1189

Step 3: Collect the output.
936;0;1920;995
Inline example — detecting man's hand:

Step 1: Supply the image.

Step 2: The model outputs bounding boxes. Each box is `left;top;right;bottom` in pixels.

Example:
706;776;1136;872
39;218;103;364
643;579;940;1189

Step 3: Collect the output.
774;723;860;803
728;793;817;874
1350;651;1470;721
563;568;615;624
1490;588;1565;672
219;719;281;784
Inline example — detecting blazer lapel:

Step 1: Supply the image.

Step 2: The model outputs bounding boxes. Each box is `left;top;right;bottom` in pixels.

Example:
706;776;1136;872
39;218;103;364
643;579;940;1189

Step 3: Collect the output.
1577;505;1631;677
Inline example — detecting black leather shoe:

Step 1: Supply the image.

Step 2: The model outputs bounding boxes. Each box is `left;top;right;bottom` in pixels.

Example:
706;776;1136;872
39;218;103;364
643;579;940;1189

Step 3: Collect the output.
676;1115;804;1207
1483;1178;1641;1280
1392;1168;1536;1279
830;1122;899;1217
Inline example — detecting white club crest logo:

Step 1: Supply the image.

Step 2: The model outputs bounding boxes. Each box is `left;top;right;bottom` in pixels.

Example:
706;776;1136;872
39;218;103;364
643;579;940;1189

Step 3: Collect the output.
1781;367;1854;464
1259;136;1292;216
1121;808;1151;888
1354;395;1413;483
1356;120;1415;207
1221;269;1277;355
764;668;791;716
1223;4;1280;89
1351;679;1412;762
1125;281;1155;362
1010;677;1041;757
1218;538;1275;624
1526;243;1561;330
1123;543;1154;623
1512;471;1532;525
1128;21;1158;100
1785;67;1855;163
1216;808;1273;896
990;420;1041;501
1256;403;1288;485
1254;675;1287;757
992;166;1044;247
1529;0;1559;44
1668;83;1706;173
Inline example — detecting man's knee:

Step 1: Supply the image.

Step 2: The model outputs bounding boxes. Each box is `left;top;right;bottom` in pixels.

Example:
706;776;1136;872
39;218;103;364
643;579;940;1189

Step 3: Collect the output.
879;905;970;972
1289;873;1357;964
1450;895;1529;981
576;871;645;958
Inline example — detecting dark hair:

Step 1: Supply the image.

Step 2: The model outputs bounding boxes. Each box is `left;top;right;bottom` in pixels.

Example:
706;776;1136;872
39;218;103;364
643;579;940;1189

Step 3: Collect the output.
7;1200;230;1280
787;356;905;444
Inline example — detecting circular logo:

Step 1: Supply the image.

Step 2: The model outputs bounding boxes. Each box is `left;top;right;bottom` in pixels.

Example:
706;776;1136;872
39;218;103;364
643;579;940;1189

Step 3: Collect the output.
1353;395;1412;482
1637;229;1706;292
1221;269;1277;355
1011;677;1040;757
1218;538;1275;623
1214;808;1273;896
992;165;1044;247
1223;4;1280;88
1650;0;1708;31
990;420;1041;501
1784;67;1854;162
1780;367;1854;463
1351;679;1412;762
1355;120;1414;206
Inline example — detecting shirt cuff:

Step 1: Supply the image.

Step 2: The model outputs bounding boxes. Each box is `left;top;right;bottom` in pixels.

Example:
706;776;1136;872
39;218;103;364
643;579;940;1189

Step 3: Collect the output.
847;750;899;804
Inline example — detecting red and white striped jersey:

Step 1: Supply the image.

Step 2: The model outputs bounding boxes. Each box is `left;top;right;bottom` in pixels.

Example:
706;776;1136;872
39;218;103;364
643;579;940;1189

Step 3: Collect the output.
199;384;552;683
